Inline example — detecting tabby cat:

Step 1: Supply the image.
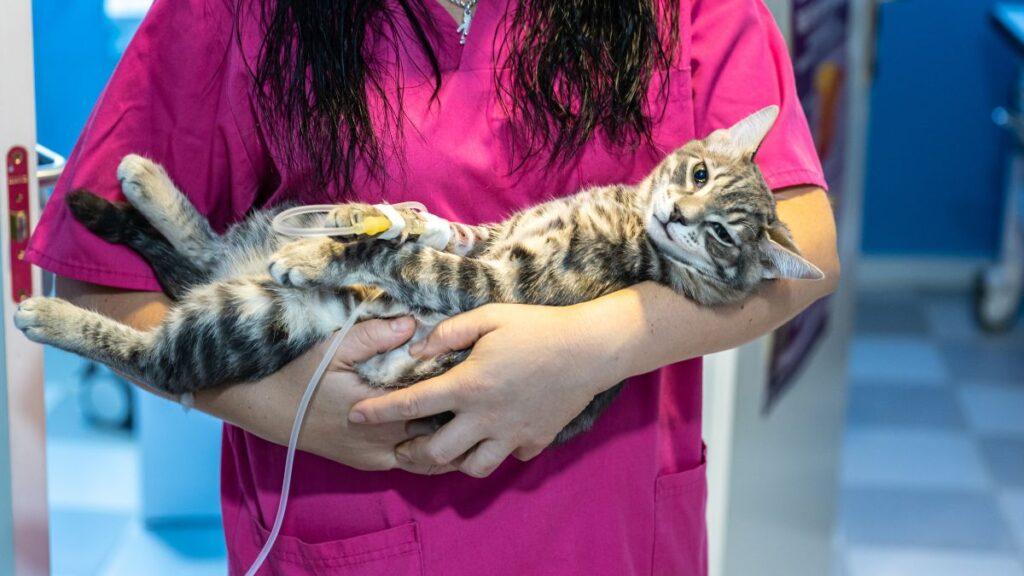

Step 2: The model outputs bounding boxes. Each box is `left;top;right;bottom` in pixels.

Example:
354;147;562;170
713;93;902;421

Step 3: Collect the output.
14;106;821;443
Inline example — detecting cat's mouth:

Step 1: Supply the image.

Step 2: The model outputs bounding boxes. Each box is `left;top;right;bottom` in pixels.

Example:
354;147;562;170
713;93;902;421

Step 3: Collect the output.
656;216;682;241
652;218;723;283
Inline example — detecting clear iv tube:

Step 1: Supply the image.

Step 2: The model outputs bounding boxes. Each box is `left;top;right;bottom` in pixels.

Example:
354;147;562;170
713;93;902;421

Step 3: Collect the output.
249;200;428;574
243;298;373;576
271;202;428;237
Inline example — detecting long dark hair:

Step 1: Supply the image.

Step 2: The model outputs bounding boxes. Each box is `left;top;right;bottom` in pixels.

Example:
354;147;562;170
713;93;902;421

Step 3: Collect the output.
248;0;679;194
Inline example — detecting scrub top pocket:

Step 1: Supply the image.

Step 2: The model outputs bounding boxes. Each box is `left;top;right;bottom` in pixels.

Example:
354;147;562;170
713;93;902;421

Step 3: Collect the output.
652;459;708;576
235;509;424;576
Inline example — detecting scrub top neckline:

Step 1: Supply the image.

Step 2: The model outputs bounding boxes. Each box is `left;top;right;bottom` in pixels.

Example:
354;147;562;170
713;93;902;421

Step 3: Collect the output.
421;0;500;72
421;0;469;70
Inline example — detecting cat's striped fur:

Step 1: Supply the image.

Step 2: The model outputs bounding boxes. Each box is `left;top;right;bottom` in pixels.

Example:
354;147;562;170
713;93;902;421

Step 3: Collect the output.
15;106;821;443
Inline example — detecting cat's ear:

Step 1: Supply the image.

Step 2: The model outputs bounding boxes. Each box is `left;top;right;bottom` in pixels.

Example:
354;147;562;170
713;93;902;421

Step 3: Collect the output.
728;105;780;159
760;222;824;280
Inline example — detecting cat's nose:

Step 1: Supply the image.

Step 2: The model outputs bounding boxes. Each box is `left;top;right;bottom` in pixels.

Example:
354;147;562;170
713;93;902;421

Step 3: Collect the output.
670;206;694;226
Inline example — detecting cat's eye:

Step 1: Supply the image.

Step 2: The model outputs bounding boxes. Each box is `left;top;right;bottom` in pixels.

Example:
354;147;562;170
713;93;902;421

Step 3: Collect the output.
709;222;734;245
692;162;709;187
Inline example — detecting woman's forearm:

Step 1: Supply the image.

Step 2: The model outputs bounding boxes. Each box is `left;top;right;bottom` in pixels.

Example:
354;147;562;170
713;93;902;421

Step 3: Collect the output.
574;186;840;379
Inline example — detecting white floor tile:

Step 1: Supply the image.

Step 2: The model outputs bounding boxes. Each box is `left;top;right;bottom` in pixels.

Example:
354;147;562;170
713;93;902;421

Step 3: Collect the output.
50;509;131;576
922;294;988;341
845;546;1024;576
45;385;69;415
841;487;1015;551
47;440;139;512
100;521;226;576
959;384;1024;436
849;337;949;385
841;429;989;490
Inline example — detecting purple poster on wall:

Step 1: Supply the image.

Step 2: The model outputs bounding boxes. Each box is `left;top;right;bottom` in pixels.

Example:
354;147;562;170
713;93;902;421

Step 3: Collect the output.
764;0;849;414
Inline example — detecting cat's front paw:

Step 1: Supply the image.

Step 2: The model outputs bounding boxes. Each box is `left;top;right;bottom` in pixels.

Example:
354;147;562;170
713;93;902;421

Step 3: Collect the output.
268;238;340;287
13;297;76;345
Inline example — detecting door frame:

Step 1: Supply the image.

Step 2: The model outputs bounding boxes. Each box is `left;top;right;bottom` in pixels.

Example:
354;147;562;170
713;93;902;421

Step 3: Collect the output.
0;0;50;573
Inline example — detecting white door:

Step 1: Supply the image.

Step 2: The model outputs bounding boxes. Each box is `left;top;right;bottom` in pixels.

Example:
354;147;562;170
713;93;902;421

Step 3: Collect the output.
0;0;51;574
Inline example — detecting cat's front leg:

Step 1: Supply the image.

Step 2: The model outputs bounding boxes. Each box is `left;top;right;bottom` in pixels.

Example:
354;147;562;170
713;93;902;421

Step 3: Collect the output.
268;239;508;314
267;237;391;288
267;237;346;287
326;203;500;256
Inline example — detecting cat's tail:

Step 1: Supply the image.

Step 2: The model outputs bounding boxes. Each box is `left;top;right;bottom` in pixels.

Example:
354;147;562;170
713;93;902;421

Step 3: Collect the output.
66;190;210;299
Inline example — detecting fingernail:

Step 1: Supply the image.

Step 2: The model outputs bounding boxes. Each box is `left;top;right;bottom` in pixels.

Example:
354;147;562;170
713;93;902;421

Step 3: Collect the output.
348;411;366;424
390;317;413;332
396;448;411;464
409;341;425;357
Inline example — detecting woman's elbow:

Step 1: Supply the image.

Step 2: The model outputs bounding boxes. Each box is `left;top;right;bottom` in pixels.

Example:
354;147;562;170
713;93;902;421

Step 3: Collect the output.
777;187;841;299
822;254;841;297
813;243;842;299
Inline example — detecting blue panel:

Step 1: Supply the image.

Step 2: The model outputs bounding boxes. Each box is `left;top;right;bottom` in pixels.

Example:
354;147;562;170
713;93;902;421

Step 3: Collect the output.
863;0;1017;257
139;391;223;522
32;1;136;157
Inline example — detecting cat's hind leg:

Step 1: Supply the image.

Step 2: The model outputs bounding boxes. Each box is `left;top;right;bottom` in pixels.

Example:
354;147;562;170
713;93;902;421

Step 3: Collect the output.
15;297;154;382
117;154;219;269
14;277;347;395
66;190;209;299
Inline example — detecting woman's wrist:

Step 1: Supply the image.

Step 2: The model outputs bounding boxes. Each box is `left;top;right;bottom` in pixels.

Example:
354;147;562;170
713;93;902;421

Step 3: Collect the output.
194;382;256;429
568;283;709;383
565;294;649;389
194;348;314;441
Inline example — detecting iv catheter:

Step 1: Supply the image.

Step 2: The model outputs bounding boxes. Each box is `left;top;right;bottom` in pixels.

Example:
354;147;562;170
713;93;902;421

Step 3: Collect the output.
270;201;440;241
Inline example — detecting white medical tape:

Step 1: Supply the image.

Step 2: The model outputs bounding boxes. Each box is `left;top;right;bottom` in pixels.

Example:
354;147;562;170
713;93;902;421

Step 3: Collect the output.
418;212;454;250
374;204;406;240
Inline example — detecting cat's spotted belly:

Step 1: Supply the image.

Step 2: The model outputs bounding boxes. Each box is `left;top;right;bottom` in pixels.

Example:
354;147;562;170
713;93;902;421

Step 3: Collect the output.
351;307;457;389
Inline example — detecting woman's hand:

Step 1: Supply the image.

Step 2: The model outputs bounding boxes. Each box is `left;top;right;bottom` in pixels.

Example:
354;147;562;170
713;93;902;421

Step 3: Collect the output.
347;303;628;478
199;316;456;475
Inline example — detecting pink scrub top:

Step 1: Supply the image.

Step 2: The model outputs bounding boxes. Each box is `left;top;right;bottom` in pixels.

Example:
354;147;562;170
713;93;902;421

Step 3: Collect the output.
28;0;825;574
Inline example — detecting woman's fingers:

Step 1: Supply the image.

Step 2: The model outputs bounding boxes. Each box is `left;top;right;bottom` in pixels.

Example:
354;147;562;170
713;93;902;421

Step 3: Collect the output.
460;439;515;478
332;316;417;368
349;367;467;424
404;418;438;438
409;306;501;359
513;443;547;462
396;417;482;467
393;458;460;476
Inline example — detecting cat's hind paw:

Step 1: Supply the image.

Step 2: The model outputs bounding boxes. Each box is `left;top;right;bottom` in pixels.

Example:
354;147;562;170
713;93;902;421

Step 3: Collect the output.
117;154;170;205
268;237;340;287
13;297;77;346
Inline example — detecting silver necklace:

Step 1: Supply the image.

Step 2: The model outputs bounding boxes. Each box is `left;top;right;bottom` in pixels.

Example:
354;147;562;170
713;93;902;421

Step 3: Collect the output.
444;0;478;45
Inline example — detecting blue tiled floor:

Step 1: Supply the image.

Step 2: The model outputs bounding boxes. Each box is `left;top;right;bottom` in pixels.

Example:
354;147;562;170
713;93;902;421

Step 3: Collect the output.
838;289;1024;575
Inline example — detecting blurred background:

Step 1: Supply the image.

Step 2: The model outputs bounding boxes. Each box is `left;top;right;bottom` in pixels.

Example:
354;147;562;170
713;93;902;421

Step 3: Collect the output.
1;0;1023;575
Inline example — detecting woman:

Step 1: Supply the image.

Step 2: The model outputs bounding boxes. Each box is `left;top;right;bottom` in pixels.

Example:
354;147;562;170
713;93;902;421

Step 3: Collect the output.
27;0;838;574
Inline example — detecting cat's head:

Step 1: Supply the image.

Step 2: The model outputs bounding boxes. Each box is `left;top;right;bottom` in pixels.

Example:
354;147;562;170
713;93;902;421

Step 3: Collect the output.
644;106;823;304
